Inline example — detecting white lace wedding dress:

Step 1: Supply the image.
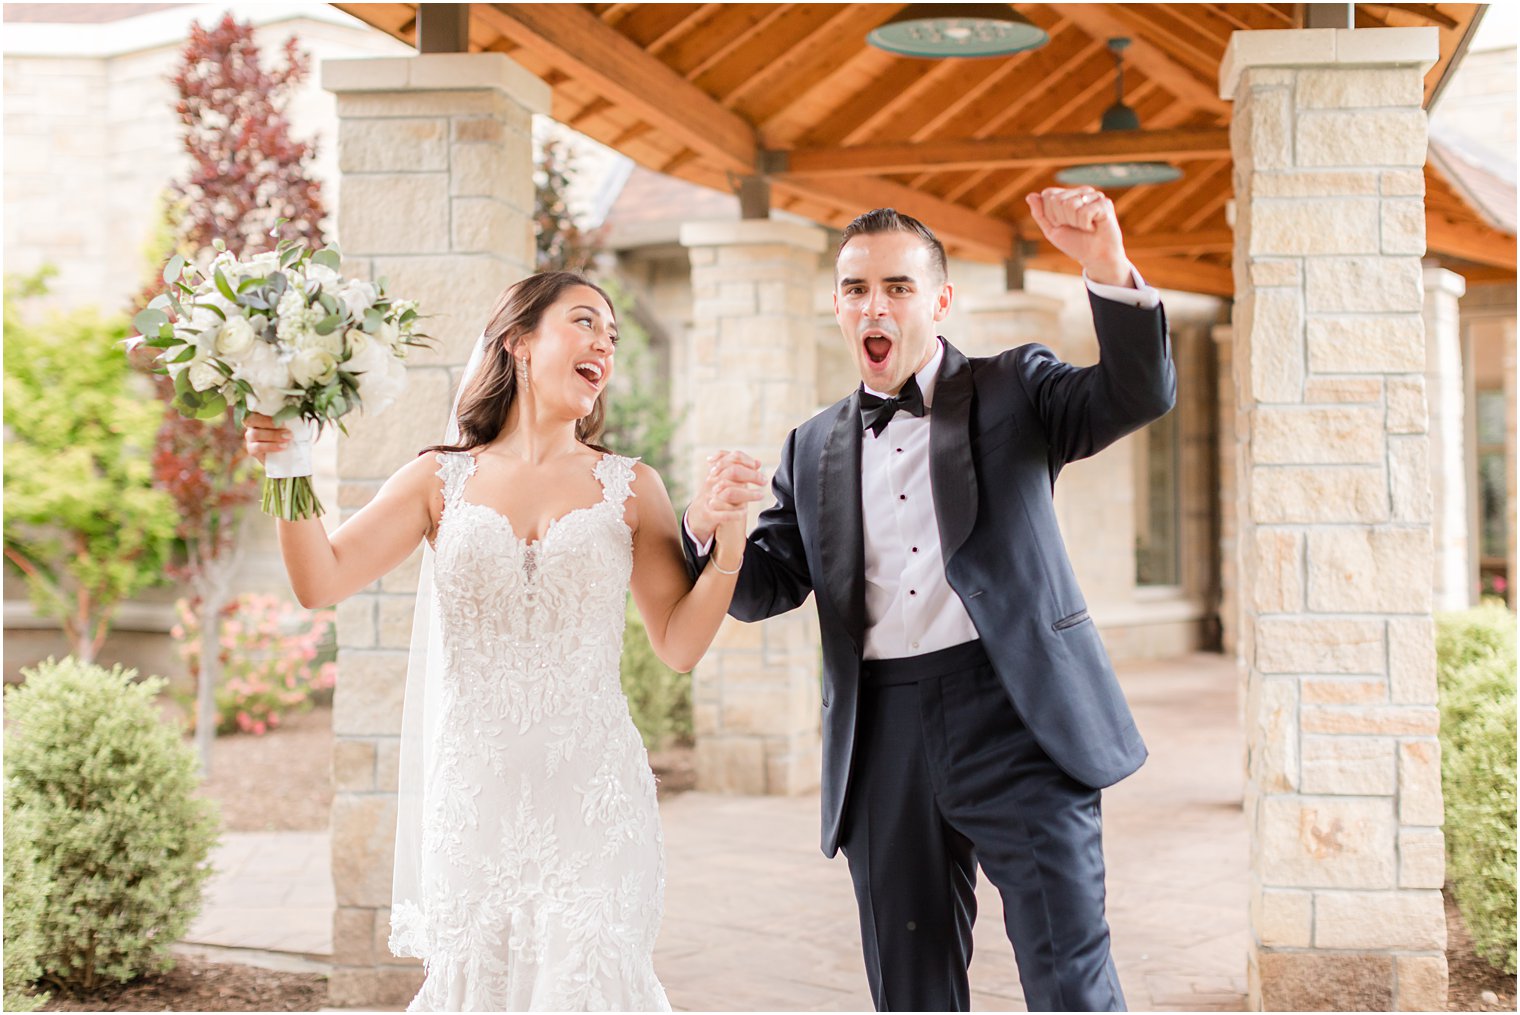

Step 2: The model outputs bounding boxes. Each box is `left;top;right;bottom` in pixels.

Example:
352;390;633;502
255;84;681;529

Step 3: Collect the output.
392;450;670;1012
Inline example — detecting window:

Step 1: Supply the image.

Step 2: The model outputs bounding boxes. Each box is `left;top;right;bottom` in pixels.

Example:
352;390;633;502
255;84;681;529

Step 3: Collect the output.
1475;388;1509;597
1136;404;1181;588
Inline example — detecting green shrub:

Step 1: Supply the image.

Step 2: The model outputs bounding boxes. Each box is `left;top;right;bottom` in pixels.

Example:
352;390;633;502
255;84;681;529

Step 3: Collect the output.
3;657;221;993
620;599;693;751
1437;603;1517;975
3;807;48;1011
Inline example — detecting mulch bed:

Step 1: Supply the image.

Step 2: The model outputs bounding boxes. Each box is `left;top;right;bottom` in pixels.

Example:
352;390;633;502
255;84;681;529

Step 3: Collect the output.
36;956;325;1012
192;705;335;832
1446;888;1517;1012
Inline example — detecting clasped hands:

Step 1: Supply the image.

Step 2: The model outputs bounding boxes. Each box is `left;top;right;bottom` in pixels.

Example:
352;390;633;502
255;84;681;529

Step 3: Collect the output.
687;451;766;573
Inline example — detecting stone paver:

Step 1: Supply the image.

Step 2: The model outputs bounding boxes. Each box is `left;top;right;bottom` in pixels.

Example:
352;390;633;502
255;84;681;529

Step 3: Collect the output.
189;653;1247;1011
186;831;334;958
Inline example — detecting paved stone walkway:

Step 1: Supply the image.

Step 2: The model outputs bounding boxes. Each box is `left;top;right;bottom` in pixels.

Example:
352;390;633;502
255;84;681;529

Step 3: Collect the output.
185;653;1247;1011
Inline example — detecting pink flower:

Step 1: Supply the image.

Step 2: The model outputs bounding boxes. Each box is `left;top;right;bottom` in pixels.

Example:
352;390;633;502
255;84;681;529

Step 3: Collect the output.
252;721;267;735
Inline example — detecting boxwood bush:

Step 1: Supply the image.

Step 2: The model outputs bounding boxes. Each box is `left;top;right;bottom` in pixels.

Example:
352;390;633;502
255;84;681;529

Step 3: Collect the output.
1437;603;1517;974
3;657;220;994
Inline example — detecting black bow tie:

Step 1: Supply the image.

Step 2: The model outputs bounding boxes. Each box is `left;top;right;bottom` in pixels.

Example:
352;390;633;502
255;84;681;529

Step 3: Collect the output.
859;376;926;437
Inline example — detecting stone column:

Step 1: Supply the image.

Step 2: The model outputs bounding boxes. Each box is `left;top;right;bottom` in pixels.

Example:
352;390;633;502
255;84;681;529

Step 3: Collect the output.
323;53;547;1008
678;220;825;795
1423;267;1471;610
1221;28;1447;1011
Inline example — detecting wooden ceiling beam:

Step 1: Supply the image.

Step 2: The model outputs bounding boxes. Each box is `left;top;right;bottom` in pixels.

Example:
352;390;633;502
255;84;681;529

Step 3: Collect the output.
1058;4;1230;114
1363;4;1462;30
779;126;1230;177
772;174;1019;261
1426;215;1518;271
479;3;757;174
1125;230;1234;256
1028;252;1235;296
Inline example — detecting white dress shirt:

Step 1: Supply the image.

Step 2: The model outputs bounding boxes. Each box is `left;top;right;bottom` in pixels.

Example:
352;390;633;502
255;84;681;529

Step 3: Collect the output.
690;269;1160;660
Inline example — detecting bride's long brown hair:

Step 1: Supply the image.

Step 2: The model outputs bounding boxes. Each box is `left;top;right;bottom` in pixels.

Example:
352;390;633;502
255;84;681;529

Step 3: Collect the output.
423;271;614;455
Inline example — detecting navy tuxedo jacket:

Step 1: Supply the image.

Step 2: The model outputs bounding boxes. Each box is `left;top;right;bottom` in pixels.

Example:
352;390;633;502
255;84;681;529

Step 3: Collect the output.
684;291;1176;857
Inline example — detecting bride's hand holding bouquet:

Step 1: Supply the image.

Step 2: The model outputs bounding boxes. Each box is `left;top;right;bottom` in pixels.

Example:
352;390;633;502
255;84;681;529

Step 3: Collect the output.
130;236;428;519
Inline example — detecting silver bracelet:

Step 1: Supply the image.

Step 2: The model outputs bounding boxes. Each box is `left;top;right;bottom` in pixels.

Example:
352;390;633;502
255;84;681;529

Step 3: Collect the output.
710;557;741;576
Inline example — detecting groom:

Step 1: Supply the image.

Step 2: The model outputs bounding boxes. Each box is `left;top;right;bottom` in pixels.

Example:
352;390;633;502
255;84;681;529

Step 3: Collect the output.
684;187;1173;1012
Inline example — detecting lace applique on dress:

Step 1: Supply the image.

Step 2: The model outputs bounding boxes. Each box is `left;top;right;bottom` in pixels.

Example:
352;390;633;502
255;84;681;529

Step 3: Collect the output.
394;451;667;1012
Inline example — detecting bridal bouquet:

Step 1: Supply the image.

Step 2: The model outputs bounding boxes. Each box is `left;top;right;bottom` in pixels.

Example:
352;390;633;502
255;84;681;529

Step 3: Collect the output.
131;238;427;520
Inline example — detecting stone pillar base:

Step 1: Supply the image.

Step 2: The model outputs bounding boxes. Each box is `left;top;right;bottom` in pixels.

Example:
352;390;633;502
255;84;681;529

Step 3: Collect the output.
1254;950;1447;1012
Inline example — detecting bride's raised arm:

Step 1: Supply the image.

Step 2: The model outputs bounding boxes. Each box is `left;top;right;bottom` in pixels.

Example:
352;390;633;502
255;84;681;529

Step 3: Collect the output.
244;412;438;609
627;453;762;673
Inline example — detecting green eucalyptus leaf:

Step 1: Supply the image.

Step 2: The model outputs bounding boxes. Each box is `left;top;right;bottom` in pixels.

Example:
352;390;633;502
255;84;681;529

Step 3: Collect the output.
213;267;237;303
162;254;187;284
311;249;341;271
132;309;168;337
314;314;343;336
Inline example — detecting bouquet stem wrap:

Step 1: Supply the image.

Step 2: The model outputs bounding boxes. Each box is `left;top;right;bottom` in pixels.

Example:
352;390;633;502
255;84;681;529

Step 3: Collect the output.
261;418;322;520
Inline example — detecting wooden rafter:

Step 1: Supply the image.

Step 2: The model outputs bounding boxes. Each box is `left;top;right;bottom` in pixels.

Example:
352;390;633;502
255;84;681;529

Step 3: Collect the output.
1058;4;1231;114
479;3;757;174
780;127;1231;177
1427;214;1518;271
773;174;1018;260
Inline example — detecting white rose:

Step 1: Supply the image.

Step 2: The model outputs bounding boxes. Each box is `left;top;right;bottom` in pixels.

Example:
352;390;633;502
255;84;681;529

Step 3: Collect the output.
248;250;280;272
345;329;391;378
232;340;294;415
356;353;407;414
215;314;257;358
377;319;402;351
305;262;340;289
340;279;378;320
346;333;406;413
187;358;224;392
297;326;344;357
289;348;338;389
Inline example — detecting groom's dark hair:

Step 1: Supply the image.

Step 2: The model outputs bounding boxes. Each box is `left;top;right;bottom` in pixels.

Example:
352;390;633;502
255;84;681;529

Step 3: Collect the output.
836;208;948;284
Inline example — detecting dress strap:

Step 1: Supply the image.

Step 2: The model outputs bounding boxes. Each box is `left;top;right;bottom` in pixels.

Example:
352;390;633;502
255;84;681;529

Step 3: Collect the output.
434;451;477;507
593;453;639;510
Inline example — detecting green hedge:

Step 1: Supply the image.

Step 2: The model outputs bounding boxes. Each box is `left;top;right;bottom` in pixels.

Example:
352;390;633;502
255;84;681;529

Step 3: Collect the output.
620;599;693;751
1437;603;1517;975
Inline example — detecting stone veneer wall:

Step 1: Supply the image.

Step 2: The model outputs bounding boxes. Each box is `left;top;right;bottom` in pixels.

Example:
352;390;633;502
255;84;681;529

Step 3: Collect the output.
1222;27;1447;1010
323;52;546;1008
677;220;825;795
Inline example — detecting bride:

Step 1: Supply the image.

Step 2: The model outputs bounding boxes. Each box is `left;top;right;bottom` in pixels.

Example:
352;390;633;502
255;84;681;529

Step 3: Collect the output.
243;271;764;1011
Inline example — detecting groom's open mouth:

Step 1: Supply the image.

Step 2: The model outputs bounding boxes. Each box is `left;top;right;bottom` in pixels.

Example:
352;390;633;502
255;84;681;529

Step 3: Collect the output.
862;331;893;368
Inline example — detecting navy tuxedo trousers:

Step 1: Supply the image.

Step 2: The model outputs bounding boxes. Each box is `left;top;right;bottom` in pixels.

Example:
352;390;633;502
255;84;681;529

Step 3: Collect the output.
839;640;1126;1012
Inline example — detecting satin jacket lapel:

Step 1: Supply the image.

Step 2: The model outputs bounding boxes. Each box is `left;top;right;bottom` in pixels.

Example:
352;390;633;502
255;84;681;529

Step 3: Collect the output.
930;341;978;565
818;394;866;651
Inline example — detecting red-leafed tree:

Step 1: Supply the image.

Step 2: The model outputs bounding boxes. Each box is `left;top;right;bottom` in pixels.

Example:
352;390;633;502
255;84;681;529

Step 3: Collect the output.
133;13;328;771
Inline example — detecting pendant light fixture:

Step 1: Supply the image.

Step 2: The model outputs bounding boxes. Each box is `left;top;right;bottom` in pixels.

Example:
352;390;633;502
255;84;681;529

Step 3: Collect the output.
867;4;1049;59
1056;38;1183;188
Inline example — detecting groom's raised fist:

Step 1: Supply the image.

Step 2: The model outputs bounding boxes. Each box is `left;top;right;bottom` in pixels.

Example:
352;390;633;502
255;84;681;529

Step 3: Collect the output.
1024;186;1132;288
